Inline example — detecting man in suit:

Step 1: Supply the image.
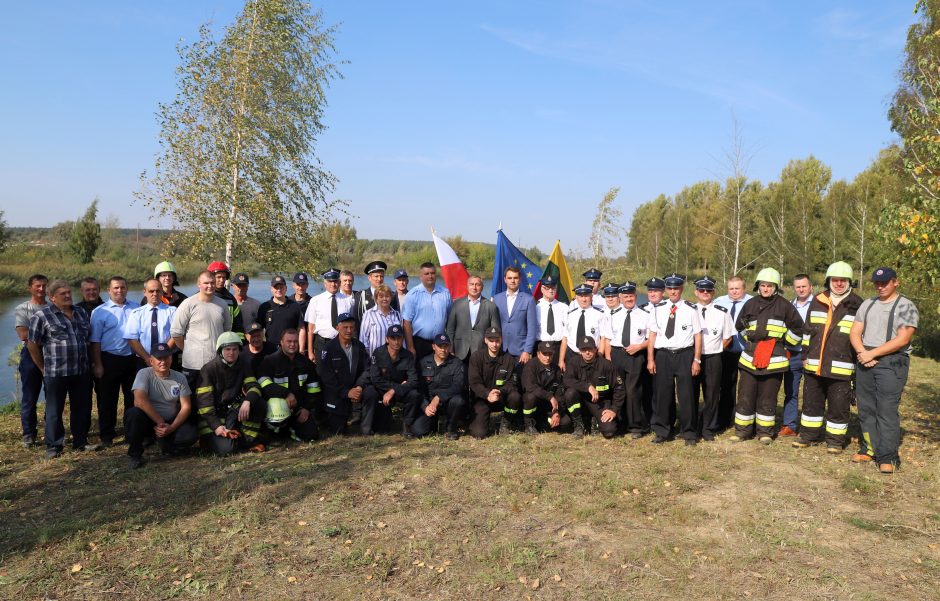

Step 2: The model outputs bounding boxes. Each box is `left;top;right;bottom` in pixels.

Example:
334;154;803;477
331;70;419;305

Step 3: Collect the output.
492;266;538;370
446;275;500;363
319;313;370;436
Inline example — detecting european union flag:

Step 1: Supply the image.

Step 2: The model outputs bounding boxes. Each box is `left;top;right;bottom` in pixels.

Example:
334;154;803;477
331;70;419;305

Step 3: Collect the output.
491;229;543;297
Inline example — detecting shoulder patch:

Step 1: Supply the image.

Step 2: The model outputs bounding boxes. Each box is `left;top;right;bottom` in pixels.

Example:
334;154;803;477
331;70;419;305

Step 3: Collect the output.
654;301;667;307
684;300;697;308
713;304;728;313
638;306;650;314
568;308;580;314
591;307;603;313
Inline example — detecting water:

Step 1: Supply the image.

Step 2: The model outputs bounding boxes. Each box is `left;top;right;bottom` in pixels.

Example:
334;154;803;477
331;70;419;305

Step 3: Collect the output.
0;275;647;404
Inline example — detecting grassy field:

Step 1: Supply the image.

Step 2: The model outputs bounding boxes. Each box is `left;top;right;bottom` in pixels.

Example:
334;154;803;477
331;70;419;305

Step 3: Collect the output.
0;359;938;600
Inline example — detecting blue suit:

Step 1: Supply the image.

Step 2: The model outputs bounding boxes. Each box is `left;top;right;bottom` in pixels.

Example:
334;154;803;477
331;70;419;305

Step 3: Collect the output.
492;291;538;357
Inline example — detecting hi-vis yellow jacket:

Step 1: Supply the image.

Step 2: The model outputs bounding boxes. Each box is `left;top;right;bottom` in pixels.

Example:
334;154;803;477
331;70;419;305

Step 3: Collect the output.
735;294;803;375
802;290;864;381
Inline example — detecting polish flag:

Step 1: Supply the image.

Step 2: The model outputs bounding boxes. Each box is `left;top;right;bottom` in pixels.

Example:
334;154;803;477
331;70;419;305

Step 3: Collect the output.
432;232;470;299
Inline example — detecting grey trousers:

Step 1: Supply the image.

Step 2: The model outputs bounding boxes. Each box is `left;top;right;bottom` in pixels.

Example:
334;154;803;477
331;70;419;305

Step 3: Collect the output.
855;354;909;466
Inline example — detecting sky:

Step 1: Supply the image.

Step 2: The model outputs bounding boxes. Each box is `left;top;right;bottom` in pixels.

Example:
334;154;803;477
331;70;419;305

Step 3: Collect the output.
0;1;917;254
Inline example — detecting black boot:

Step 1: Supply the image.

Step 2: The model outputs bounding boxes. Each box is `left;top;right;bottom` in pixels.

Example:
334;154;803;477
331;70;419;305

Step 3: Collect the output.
524;415;537;435
572;417;585;439
497;413;512;435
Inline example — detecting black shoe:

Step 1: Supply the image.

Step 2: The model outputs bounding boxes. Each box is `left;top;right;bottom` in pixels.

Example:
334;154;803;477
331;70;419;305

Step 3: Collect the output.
630;432;646;440
702;432;715;442
523;416;538;435
497;416;512;436
45;448;62;459
99;439;114;449
21;436;36;448
685;438;698;447
446;432;460;441
128;456;144;469
572;421;585;439
651;435;667;444
402;422;413;437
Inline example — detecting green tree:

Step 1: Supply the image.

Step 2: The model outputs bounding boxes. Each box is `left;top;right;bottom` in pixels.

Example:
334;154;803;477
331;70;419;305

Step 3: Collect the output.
588;187;624;268
138;0;344;269
68;199;101;264
0;210;8;255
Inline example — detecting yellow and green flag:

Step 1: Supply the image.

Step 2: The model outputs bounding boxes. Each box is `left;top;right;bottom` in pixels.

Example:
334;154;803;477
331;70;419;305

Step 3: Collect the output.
535;240;576;303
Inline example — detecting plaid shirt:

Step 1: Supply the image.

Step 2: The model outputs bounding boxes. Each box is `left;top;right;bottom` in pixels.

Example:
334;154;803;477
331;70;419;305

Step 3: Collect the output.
28;303;91;377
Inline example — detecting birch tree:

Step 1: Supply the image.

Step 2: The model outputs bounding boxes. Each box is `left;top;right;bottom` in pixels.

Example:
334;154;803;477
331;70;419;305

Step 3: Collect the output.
588;186;624;268
137;0;344;269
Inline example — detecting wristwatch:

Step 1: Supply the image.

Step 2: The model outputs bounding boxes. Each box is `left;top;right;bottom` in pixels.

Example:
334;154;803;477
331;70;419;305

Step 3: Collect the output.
693;357;702;364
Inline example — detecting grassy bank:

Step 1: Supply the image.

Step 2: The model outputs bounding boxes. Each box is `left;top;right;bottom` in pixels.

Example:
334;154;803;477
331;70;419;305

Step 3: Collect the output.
0;358;937;599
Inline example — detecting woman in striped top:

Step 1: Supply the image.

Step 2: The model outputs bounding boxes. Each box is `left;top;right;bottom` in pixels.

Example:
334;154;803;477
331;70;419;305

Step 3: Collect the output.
359;285;403;356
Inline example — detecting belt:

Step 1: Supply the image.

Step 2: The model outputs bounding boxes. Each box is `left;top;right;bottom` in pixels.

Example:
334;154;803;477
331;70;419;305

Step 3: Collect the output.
656;346;692;354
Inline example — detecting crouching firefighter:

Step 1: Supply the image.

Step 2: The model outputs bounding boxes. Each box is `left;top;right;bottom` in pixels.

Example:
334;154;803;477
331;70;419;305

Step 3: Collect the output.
793;261;863;453
196;332;266;455
731;268;803;444
255;328;320;442
521;341;567;434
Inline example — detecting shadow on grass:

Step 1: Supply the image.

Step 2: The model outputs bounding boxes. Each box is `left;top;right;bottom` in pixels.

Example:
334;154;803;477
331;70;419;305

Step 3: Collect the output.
0;435;441;558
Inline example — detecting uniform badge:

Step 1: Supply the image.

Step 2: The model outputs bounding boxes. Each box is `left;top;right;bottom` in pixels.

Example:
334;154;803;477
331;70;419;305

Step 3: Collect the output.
171;385;180;397
712;328;718;335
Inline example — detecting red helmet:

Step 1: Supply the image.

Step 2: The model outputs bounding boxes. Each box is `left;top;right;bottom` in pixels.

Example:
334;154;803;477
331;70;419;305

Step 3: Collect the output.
207;261;230;274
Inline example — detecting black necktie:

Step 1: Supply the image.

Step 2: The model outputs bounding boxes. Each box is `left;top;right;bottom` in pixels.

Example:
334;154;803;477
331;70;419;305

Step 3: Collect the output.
577;309;586;342
150;307;159;352
547;304;555;336
622;309;632;347
665;304;676;339
702;306;707;319
331;294;338;328
731;300;739;320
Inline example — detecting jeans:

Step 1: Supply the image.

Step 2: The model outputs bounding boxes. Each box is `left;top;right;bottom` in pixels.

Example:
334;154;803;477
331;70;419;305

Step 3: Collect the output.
18;344;44;440
43;372;92;450
782;357;803;429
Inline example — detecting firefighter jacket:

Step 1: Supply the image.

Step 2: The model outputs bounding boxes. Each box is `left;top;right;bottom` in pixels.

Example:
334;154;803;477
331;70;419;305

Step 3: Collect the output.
214;287;245;337
195;354;263;432
418;354;465;402
357;345;419;397
735;294;803;375
520;358;564;402
319;337;370;416
256;348;321;411
468;348;518;400
563;354;625;413
802;290;863;381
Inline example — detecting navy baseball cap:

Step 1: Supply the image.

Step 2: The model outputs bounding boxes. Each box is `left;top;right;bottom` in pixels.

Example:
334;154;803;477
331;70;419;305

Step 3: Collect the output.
364;260;388;275
663;273;686;288
574;283;593;296
336;312;356;324
602;283;620;297
483;326;502;339
386;324;404;338
321;268;341;281
232;273;249;285
694;276;716;291
271;275;287;287
247;321;263;334
537;341;556;355
577;336;597;350
540;274;558;287
394;269;409;279
870;267;897;282
645;277;666;290
151;342;176;358
619;281;637;293
433;333;451;346
292;272;309;284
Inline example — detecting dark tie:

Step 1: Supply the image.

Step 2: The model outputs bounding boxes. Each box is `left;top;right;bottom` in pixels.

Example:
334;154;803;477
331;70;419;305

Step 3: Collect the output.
702;306;707;319
665;304;677;339
577;309;586;342
622;309;632;347
730;300;739;320
331;294;338;328
150;307;159;352
547;304;555;336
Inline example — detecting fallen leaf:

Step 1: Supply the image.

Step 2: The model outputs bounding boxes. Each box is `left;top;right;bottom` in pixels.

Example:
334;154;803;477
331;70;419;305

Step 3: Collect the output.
531;578;540;589
172;580;182;585
377;521;387;529
71;564;82;573
559;529;567;537
366;574;373;581
437;567;445;573
913;557;923;564
184;573;192;579
443;560;452;566
664;481;672;488
319;496;325;501
344;540;352;545
518;576;528;584
553;574;562;582
288;576;297;583
633;488;640;495
297;521;308;526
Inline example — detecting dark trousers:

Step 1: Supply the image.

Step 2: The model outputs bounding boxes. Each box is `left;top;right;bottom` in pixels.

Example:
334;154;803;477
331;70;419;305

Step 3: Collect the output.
696;352;723;437
199;403;266;456
798;373;853;447
412;336;434;361
125;406;198;459
856;354;909;466
323;412;350;437
97;352;138;442
43;372;92;450
361;386;421;435
522;392;570;432
413;395;467;436
734;370;783;438
564;388;618;438
611;347;648;434
18;344;44;440
718;351;742;431
469;390;521;439
782;358;803;430
313;334;334;363
651;347;697;440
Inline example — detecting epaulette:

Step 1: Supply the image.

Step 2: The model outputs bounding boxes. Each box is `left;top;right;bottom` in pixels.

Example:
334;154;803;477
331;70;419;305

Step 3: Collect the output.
637;305;650;313
713;304;728;313
609;307;621;314
654;301;667;307
568;307;580;314
685;300;697;308
591;306;604;313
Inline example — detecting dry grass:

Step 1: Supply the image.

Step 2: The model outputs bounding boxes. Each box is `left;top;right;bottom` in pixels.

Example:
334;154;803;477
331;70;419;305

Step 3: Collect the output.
0;358;938;600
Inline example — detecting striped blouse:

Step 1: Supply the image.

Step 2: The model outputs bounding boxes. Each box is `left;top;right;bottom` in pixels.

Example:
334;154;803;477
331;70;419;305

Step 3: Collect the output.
359;306;403;356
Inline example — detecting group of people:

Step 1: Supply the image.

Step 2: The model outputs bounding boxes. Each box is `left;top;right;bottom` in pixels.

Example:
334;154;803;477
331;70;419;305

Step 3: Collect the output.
15;257;917;474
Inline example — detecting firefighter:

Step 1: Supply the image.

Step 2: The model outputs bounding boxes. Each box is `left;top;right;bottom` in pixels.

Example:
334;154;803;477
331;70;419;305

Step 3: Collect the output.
563;335;624;439
195;332;266;455
792;262;863;453
520;341;566;434
207;261;245;338
413;333;467;440
359;324;421;436
319;313;370;436
731;268;803;444
468;326;521;438
256;328;320;442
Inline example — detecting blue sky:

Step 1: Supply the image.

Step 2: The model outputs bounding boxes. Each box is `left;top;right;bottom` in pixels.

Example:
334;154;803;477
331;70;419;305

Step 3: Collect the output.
0;1;916;254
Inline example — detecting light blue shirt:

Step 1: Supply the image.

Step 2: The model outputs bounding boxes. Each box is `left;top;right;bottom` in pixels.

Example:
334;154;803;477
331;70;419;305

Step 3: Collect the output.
787;296;812;355
124;302;177;352
468;297;481;328
90;299;140;356
402;284;452;339
714;293;752;353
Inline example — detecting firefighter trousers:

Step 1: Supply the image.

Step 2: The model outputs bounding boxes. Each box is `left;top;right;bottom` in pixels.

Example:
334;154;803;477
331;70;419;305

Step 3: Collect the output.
469;390;521;439
734;370;783;438
797;374;852;448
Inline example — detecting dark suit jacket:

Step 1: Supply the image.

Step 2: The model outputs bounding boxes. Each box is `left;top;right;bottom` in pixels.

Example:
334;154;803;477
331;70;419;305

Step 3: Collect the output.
445;296;501;361
319;337;370;416
492;291;538;357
